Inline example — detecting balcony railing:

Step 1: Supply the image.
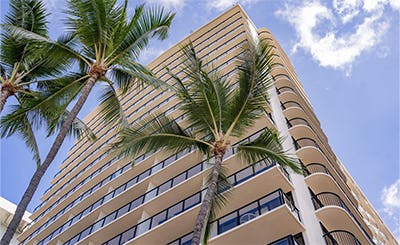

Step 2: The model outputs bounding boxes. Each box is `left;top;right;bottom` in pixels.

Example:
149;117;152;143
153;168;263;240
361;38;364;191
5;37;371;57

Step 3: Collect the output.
312;192;373;244
167;190;300;245
281;101;302;110
287;117;310;128
210;189;300;237
276;86;296;95
324;230;361;245
293;137;320;151
88;160;290;245
303;163;330;176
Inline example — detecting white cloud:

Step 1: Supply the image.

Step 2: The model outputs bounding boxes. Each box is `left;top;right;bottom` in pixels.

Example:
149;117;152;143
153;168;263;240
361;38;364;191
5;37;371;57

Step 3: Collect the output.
382;179;400;213
139;46;166;64
145;0;186;11
206;0;260;11
276;0;395;76
381;179;400;241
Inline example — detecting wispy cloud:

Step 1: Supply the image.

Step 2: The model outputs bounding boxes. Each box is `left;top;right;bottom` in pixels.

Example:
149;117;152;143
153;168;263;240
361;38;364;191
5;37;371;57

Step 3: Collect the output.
145;0;186;12
276;0;397;76
206;0;260;11
139;46;167;64
381;179;400;241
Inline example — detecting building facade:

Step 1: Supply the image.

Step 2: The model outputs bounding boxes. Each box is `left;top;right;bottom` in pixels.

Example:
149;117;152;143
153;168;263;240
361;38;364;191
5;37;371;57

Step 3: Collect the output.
18;5;397;245
0;197;31;245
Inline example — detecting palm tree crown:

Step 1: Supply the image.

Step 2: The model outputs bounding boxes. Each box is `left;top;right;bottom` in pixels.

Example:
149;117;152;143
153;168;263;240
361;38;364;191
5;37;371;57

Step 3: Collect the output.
114;40;302;245
0;1;174;244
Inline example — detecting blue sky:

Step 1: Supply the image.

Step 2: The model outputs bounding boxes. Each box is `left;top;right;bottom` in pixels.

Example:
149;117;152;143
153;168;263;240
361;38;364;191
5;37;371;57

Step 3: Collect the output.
0;0;399;240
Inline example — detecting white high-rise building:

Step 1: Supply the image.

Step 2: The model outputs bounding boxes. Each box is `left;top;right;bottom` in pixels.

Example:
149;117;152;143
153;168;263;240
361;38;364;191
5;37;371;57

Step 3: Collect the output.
18;5;397;245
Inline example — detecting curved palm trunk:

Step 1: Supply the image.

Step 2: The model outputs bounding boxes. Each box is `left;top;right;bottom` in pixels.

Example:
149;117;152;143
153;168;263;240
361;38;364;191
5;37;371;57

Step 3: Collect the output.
0;75;98;245
191;154;223;245
0;89;11;113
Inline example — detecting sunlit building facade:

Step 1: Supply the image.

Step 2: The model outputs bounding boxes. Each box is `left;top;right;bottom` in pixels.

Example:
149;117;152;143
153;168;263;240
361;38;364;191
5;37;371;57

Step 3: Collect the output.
18;5;396;245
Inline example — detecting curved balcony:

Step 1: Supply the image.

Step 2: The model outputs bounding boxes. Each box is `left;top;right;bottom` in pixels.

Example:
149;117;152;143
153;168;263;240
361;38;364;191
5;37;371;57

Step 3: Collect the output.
293;137;320;151
304;163;359;217
281;101;302;111
324;230;361;245
277;86;296;95
281;101;308;122
312;192;374;244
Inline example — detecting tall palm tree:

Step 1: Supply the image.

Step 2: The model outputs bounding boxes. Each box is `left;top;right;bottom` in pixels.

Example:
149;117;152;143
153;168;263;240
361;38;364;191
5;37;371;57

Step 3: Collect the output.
0;0;174;244
0;0;94;168
113;40;302;245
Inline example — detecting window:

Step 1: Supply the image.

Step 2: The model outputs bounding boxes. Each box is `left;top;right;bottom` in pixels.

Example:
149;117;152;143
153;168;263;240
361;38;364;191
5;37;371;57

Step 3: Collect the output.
188;164;202;178
218;213;237;234
184;194;200;210
168;202;184;219
173;172;186;186
116;203;130;219
151;211;167;228
235;167;253;184
120;227;136;244
259;192;282;213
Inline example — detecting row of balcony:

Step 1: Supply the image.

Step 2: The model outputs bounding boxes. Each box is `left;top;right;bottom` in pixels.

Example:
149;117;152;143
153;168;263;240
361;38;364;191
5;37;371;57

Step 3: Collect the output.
272;69;373;245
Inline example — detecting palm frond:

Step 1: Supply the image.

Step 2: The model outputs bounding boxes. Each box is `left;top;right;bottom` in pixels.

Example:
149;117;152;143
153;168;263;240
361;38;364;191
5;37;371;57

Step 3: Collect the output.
1;0;48;73
108;62;173;95
224;40;275;139
112;112;211;159
106;5;175;64
2;96;42;167
169;43;232;140
236;129;302;173
47;109;97;141
97;79;127;128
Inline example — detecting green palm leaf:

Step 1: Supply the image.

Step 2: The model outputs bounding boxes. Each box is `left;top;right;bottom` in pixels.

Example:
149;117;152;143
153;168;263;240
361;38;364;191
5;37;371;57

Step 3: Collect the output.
236;129;302;173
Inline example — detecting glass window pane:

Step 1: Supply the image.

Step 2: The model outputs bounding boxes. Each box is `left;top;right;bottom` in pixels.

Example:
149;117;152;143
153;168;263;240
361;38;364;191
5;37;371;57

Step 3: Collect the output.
126;177;138;189
181;233;193;245
218;213;237;234
167;202;184;219
187;164;202;178
80;226;92;240
120;227;136;244
114;185;125;197
238;203;259;224
107;235;121;245
103;211;117;226
92;198;103;210
173;172;186;186
138;169;151;181
92;219;104;232
158;180;172;194
151;211;167;228
254;161;271;174
184;193;200;210
136;219;151;237
259;191;282;213
235;167;253;184
116;203;130;219
145;188;157;202
131;196;144;210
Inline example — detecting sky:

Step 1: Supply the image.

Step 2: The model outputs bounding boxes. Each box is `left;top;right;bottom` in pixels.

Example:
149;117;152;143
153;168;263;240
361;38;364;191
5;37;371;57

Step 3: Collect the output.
0;0;399;241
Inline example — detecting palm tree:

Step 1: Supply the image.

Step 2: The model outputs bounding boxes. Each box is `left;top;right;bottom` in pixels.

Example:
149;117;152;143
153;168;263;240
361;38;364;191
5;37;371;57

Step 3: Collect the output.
0;0;94;169
0;0;175;244
113;40;302;245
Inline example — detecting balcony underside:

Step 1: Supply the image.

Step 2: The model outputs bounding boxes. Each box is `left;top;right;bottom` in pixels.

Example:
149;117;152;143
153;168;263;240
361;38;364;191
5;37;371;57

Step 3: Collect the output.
208;205;304;245
315;206;372;245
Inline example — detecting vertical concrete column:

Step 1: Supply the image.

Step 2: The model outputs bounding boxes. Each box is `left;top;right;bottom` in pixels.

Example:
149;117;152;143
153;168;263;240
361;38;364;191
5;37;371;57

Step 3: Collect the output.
268;83;325;245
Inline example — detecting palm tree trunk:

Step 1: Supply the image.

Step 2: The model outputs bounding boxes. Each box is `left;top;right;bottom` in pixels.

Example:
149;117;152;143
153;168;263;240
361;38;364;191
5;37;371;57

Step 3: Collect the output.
191;154;223;245
0;75;98;245
0;89;11;113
